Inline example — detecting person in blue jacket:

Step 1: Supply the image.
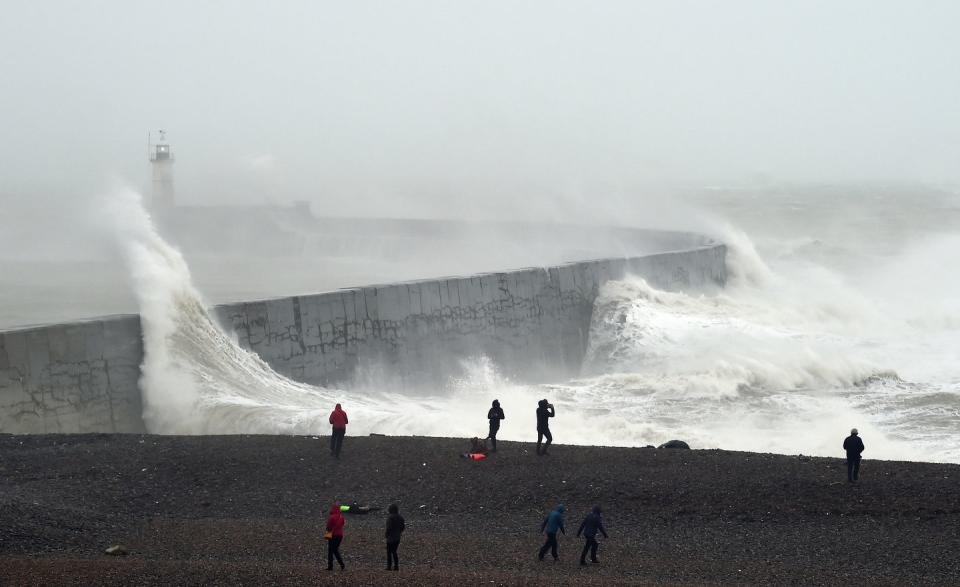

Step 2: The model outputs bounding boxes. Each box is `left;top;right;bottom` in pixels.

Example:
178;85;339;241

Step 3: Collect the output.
577;505;609;565
537;504;566;560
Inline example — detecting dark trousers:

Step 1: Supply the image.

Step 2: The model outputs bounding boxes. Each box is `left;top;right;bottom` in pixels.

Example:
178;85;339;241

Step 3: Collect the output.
538;532;559;559
327;536;344;569
580;537;599;562
488;425;499;451
847;456;861;481
331;428;345;458
386;540;400;569
537;428;553;455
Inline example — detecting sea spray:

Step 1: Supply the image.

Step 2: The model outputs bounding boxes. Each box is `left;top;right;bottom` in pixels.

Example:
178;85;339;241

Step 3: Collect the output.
99;189;960;461
106;189;349;434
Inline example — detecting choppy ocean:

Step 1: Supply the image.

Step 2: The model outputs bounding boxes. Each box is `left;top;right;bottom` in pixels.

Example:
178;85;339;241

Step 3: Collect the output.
3;185;958;462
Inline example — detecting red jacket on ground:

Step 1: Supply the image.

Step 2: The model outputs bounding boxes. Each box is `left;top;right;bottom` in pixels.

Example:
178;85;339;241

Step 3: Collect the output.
329;404;348;429
326;504;345;537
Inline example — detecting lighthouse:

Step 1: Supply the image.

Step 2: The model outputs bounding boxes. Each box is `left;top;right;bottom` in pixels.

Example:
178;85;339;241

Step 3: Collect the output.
148;130;175;210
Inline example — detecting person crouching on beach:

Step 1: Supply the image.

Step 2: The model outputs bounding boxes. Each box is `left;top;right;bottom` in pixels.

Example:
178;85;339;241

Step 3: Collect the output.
487;399;505;452
843;428;865;482
536;399;555;456
577;505;608;565
538;504;566;560
328;403;348;459
325;502;346;570
470;436;488;455
385;503;405;571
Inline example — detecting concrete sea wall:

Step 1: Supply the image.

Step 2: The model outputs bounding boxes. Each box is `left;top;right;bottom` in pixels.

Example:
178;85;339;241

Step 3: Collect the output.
0;239;726;434
213;245;727;387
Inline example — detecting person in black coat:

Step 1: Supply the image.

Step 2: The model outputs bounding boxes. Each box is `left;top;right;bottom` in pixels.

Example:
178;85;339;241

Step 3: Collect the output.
385;503;405;571
487;399;505;452
536;399;555;456
577;505;609;565
843;428;865;482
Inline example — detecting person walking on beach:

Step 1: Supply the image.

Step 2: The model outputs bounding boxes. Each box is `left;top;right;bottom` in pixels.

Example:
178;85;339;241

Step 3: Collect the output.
385;503;406;571
487;399;505;452
536;399;555;456
577;505;608;565
325;503;346;570
329;403;348;459
843;428;865;482
538;504;566;560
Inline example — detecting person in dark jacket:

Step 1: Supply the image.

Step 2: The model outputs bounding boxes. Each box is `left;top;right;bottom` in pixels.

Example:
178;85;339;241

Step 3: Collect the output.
577;505;609;565
538;504;566;560
535;399;555;456
329;403;348;458
487;399;505;452
385;503;405;571
325;502;346;570
843;428;865;482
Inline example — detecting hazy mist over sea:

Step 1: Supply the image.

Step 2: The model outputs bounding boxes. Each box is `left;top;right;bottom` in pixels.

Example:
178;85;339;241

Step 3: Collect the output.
1;2;958;460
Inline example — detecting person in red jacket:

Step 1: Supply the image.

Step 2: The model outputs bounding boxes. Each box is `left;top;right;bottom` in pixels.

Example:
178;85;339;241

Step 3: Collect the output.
329;404;348;459
325;502;346;570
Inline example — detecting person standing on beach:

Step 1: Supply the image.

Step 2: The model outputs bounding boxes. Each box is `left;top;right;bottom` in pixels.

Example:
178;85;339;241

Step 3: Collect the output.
576;505;608;565
325;503;346;570
385;503;405;571
536;399;555;456
538;504;566;560
843;428;865;482
487;399;505;452
329;403;348;459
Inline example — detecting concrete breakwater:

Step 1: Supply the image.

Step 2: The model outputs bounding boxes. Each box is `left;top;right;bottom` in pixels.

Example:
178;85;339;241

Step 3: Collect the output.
0;230;726;434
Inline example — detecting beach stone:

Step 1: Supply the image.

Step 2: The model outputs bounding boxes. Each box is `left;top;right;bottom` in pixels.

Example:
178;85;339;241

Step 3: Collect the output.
658;440;690;449
104;544;128;556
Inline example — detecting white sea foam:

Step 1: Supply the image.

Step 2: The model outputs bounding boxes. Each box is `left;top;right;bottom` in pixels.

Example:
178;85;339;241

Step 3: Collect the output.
567;219;960;461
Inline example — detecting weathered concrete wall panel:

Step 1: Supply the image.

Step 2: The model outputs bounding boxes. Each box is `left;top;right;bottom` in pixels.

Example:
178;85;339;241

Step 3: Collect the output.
0;315;145;434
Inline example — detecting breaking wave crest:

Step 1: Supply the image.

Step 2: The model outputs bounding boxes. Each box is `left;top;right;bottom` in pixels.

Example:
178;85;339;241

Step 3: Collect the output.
583;277;894;398
109;189;352;434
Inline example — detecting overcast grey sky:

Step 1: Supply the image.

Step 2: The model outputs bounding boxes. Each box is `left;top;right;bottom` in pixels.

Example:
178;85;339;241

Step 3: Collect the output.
1;1;958;209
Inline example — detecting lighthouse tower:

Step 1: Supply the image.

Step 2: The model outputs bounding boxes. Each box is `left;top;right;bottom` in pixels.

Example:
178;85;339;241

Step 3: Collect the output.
148;130;175;210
